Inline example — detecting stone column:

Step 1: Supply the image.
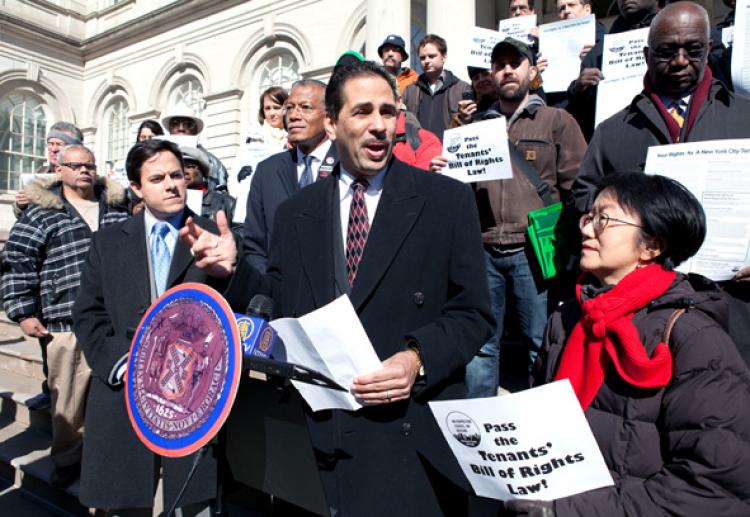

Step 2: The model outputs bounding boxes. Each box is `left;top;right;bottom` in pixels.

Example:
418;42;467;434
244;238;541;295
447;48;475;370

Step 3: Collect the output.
365;0;411;64
426;0;475;82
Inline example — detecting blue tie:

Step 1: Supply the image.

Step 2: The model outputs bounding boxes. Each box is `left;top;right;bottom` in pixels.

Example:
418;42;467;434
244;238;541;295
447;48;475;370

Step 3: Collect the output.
151;222;172;297
299;155;313;188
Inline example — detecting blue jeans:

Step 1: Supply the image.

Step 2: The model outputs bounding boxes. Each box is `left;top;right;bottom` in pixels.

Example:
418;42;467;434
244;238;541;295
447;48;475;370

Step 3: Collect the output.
465;248;548;398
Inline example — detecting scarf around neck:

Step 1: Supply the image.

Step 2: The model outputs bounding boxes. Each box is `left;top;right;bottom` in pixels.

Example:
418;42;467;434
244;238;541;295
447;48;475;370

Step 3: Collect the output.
554;264;676;410
643;66;713;143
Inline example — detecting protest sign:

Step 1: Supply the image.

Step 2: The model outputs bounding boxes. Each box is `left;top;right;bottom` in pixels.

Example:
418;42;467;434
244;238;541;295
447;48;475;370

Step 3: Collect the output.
468;27;506;68
499;14;537;46
732;0;750;94
538;15;596;92
441;118;512;183
595;28;650;127
429;381;613;501
645;139;750;281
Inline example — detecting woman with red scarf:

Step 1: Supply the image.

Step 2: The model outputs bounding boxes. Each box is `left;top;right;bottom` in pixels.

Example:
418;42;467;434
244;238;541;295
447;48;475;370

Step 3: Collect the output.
507;174;750;516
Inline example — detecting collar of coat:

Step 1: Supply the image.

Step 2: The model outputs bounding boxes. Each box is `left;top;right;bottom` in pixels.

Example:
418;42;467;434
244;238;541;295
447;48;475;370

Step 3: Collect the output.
24;175;127;210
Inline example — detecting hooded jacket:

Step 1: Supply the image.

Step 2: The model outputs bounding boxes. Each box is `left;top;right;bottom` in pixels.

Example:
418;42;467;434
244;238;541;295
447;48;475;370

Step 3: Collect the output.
1;176;129;331
475;95;587;246
536;274;750;516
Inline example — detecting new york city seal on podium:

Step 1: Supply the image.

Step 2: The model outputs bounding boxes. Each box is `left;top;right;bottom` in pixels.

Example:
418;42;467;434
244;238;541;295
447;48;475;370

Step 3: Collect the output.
126;283;242;457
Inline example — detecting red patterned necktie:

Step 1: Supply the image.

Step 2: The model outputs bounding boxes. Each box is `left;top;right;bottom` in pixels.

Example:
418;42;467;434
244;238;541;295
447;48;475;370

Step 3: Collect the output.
346;178;370;286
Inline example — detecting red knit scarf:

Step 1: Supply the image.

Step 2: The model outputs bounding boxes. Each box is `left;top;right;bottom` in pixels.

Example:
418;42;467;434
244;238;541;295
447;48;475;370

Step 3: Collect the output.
643;66;713;143
554;265;676;410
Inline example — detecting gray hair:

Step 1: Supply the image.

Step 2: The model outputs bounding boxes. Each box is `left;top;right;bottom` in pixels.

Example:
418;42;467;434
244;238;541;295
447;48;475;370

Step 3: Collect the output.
48;121;83;143
290;79;327;92
57;144;95;165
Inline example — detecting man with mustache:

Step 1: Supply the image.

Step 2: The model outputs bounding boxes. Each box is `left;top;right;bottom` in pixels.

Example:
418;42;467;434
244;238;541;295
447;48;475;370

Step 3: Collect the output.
378;34;418;94
242;79;339;272
187;60;494;516
465;38;586;397
1;144;129;488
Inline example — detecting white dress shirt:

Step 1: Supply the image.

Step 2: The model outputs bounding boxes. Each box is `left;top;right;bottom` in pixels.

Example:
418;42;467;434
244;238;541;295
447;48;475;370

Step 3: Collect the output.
338;165;388;248
296;140;333;184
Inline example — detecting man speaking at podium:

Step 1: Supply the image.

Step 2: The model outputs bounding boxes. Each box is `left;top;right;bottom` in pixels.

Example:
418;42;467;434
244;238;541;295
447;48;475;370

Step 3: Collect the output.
185;61;493;515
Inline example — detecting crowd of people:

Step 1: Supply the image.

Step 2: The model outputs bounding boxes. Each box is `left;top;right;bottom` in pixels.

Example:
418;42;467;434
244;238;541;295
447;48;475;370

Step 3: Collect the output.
1;0;749;515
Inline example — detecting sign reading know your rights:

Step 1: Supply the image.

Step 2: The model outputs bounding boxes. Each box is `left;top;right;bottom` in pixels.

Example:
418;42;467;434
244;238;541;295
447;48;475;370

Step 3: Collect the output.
429;381;614;501
441;118;512;183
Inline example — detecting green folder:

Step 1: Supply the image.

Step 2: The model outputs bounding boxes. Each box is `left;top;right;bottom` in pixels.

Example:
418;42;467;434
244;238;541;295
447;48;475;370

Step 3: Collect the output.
527;202;563;280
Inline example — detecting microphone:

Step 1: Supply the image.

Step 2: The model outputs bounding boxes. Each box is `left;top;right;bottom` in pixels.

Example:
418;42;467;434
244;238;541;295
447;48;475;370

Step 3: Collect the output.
234;294;276;359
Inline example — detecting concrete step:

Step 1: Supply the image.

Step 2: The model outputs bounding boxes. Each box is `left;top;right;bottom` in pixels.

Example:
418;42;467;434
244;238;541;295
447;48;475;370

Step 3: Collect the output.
0;416;88;516
0;367;51;433
0;313;45;382
0;477;73;516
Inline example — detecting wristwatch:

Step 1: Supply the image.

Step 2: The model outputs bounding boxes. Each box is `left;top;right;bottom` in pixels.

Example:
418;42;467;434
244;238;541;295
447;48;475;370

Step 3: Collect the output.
406;340;425;378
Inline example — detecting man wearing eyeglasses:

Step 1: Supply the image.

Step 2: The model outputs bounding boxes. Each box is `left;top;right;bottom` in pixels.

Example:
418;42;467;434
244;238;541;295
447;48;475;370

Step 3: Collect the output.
1;144;129;488
573;1;750;367
242;79;339;272
573;2;750;210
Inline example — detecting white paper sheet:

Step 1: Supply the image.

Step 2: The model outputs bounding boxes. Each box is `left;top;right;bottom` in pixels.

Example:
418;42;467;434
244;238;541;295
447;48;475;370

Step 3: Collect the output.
442;118;512;183
499;14;537;46
270;295;383;412
645;139;750;280
20;173;56;188
429;381;614;501
732;0;750;94
594;28;650;127
538;15;596;92
468;26;507;69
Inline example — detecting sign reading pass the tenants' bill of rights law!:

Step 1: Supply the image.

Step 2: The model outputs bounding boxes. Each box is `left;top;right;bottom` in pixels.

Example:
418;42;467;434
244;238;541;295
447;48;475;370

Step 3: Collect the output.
441;118;512;183
429;381;614;501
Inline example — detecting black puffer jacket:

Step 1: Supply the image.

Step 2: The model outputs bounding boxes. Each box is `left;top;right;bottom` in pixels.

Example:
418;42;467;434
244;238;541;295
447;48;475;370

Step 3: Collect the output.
535;274;750;516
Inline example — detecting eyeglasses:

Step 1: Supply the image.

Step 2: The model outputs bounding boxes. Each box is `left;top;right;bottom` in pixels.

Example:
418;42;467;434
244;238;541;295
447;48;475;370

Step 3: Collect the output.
579;213;642;233
650;45;707;63
283;103;320;117
60;162;97;171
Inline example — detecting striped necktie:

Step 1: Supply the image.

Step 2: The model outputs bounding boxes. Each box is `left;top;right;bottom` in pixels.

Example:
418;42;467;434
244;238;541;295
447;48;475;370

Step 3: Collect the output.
668;99;687;128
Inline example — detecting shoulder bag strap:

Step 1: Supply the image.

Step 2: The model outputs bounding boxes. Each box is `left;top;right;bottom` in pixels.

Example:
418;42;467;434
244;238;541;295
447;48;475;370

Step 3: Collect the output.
508;141;555;206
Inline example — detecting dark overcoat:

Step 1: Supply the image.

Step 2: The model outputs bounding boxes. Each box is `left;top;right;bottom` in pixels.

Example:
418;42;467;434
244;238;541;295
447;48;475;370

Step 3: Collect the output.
537;275;750;516
73;211;231;510
242;145;339;273
226;159;494;516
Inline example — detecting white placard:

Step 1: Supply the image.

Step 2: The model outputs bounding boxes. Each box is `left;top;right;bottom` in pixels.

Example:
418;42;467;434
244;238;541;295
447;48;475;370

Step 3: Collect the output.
723;25;735;48
468;27;506;68
441;118;512;183
229;141;284;222
499;14;537;46
185;188;203;215
732;0;750;94
595;28;650;127
538;15;596;92
429;381;614;501
645;139;750;281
